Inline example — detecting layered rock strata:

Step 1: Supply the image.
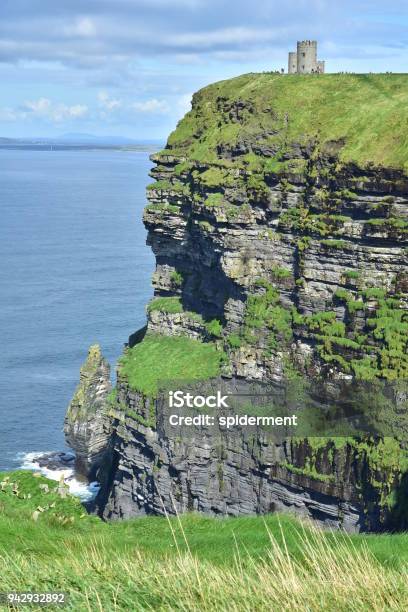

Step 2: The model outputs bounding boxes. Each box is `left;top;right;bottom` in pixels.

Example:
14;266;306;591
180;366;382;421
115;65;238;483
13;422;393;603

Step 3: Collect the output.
64;345;112;480
67;74;408;530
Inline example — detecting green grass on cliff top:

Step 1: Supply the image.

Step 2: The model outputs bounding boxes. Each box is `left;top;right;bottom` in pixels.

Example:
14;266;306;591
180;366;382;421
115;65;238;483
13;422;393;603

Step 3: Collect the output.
166;73;408;171
118;334;224;396
1;471;408;610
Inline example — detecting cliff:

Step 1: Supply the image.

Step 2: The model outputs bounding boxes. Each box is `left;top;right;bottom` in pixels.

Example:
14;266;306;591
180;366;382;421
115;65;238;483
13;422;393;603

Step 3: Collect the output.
67;74;408;531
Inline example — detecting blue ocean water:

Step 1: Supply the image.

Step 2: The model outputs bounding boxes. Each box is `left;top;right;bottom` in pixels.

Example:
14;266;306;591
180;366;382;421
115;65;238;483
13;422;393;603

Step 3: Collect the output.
0;149;155;470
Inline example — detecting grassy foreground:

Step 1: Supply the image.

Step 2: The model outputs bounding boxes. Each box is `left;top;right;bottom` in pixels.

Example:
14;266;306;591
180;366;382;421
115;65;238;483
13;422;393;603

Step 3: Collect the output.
1;471;408;610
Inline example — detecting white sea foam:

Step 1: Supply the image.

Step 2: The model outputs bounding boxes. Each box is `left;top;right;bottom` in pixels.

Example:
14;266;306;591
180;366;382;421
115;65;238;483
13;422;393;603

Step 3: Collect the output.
18;451;100;502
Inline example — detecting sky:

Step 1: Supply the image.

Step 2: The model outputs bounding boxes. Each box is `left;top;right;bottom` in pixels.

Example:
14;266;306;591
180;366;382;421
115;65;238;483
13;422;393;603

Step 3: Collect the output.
0;0;407;140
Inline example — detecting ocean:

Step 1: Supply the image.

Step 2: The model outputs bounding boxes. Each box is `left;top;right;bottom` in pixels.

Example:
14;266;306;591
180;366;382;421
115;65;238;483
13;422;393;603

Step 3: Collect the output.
0;148;155;477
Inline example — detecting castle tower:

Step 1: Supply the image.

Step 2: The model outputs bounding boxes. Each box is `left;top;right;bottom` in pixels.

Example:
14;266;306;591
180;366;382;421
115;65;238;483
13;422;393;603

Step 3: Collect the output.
297;40;317;74
287;40;325;74
317;60;325;74
288;52;297;74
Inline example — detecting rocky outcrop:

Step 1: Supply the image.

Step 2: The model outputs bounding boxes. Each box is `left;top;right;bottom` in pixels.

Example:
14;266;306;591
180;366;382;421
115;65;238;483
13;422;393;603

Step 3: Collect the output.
67;74;408;530
64;345;112;480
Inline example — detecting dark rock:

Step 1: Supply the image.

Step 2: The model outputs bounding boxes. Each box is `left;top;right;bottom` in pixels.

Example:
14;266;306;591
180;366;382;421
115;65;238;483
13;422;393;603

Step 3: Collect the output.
64;345;112;480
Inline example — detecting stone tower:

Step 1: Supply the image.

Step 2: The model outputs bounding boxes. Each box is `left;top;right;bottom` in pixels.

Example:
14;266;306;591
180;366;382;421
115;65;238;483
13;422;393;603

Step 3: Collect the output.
297;40;317;73
317;60;325;73
288;51;297;74
287;40;325;74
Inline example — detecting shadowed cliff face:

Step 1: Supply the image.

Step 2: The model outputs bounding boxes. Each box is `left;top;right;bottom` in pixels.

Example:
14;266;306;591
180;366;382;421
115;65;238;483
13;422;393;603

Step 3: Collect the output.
67;75;408;531
94;375;408;531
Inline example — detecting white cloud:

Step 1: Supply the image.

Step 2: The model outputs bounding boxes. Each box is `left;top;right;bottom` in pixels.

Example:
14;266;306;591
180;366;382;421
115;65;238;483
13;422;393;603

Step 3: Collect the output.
98;91;122;111
65;104;88;118
64;17;97;38
23;98;88;122
24;97;52;114
131;98;170;114
177;93;192;116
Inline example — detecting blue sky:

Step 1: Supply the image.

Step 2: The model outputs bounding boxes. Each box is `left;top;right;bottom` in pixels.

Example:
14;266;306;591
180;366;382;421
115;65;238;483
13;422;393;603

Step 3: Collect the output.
0;0;407;140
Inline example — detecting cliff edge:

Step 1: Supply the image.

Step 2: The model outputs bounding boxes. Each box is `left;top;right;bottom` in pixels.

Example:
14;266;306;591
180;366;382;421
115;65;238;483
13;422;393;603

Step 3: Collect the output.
67;74;408;531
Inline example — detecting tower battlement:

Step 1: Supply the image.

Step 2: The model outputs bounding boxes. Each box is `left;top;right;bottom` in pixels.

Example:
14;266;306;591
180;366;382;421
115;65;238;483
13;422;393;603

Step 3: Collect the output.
288;40;325;74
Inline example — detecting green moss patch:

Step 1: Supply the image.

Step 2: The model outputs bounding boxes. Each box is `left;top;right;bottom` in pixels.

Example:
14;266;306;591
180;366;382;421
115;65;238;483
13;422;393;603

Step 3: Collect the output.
237;281;294;351
147;297;184;314
320;239;348;250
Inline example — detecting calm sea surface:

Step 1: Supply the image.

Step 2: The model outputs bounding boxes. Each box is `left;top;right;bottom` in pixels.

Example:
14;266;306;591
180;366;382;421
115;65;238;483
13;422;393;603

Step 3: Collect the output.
0;149;155;470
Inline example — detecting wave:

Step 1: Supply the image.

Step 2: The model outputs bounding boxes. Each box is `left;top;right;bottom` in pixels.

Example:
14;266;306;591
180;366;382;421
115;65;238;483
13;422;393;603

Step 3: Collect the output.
18;451;100;502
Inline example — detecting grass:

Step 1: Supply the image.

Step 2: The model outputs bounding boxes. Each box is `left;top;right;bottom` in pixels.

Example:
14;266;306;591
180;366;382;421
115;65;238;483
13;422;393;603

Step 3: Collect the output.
320;239;348;249
147;179;172;190
170;270;183;287
118;334;225;396
1;471;408;610
165;73;408;172
241;281;293;350
271;265;292;280
297;287;408;380
343;269;361;280
205;192;224;207
204;318;223;338
147;296;184;314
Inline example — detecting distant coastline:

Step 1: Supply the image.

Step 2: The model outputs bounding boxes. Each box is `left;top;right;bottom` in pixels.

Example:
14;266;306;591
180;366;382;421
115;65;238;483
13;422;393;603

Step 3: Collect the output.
0;141;163;152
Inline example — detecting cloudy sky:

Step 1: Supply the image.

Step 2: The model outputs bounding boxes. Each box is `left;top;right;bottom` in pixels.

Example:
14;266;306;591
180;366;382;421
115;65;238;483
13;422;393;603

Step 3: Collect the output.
0;0;407;140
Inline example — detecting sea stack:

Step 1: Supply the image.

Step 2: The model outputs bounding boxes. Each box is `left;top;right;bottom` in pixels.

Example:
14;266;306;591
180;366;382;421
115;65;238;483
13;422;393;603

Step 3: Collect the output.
64;344;112;480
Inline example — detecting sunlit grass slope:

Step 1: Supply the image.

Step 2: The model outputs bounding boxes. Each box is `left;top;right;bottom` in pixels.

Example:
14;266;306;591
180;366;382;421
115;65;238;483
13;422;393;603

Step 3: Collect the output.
118;334;224;396
166;73;408;171
1;471;408;610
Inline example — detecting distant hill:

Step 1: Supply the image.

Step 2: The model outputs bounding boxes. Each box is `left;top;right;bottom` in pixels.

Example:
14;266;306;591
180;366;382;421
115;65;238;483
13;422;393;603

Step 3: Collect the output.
0;135;164;150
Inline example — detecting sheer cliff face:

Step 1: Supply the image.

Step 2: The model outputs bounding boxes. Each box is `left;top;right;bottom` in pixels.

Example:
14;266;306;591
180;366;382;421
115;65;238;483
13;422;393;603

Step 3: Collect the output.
83;74;408;530
144;153;407;384
142;74;408;384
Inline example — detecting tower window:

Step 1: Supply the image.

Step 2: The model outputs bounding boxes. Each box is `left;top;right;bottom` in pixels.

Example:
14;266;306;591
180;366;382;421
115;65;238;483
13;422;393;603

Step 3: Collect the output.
302;52;305;57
